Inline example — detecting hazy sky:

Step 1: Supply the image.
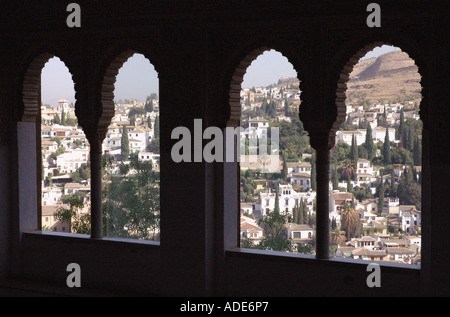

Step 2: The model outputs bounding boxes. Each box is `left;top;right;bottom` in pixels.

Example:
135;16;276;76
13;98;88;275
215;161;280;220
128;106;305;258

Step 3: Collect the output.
41;53;159;107
40;46;399;106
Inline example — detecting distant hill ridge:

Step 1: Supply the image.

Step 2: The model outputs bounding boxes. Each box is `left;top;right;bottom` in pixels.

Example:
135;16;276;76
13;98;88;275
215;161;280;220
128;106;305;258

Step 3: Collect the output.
253;50;421;105
351;51;418;81
346;50;422;105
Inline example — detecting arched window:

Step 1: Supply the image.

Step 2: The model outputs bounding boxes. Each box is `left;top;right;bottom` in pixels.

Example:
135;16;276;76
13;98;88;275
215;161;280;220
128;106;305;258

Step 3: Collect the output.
237;49;314;255
331;44;422;266
40;56;84;234
102;52;160;241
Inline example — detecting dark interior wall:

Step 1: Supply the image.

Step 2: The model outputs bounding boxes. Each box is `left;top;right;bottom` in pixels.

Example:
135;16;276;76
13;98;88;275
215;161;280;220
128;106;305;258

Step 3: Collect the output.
0;0;448;296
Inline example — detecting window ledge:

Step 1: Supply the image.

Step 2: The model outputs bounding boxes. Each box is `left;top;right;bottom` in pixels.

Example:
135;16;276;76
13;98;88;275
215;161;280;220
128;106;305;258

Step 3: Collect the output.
226;247;420;271
22;230;160;248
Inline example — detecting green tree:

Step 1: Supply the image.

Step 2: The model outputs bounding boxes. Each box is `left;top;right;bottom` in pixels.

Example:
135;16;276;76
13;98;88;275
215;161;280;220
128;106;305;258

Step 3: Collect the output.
145;100;154;112
104;160;160;240
383;127;391;164
284;98;290;117
154;115;160;140
55;194;89;234
130;116;136;126
54;113;61;124
310;153;316;191
293;202;299;224
398;109;405;145
121;126;130;161
377;182;385;215
73;139;83;149
61;110;66;125
340;203;361;240
257;186;290;252
338;160;356;182
413;136;422;166
281;157;288;181
365;125;374;161
397;167;421;209
351;134;358;164
298;199;304;224
331;164;339;190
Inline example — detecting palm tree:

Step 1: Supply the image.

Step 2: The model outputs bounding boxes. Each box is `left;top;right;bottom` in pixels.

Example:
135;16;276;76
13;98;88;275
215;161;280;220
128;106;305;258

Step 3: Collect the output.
340;203;361;240
338;159;356;181
330;229;346;246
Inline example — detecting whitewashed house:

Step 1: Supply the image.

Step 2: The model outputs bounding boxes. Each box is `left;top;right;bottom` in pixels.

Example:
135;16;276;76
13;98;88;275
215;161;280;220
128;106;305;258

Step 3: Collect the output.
240;215;263;245
399;205;421;234
259;184;315;217
285;223;314;242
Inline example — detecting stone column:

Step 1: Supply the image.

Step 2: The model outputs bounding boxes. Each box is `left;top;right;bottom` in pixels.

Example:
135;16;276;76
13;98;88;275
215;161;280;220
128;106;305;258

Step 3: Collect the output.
86;130;105;239
310;132;332;260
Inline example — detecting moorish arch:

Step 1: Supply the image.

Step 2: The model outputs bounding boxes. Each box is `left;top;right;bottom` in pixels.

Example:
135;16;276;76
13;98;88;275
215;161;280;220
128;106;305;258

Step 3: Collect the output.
227;46;309;128
21;52;78;123
333;40;426;140
97;49;160;140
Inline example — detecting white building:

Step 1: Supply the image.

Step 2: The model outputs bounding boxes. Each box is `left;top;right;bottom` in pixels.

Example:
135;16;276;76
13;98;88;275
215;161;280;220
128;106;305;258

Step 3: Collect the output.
285;223;314;242
287;162;311;177
240;215;263;245
259;184;315;217
290;172;311;190
372;127;396;143
56;148;89;174
138;151;160;170
241;117;269;140
355;158;376;186
41;186;63;206
329;192;355;227
335;127;396;146
335;130;366;146
399;205;421;234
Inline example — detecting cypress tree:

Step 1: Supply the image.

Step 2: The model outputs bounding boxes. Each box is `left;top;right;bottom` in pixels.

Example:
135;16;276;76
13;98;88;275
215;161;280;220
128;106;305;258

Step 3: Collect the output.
383;127;391;164
121;125;130;161
284;98;290;117
346;177;352;193
407;125;415;151
402;126;408;149
331;164;339;190
311;153;316;191
351;134;358;164
154;115;160;140
302;199;308;224
298;199;304;224
365;125;374;161
61;110;66;126
382;105;387;127
413;136;421;166
274;184;280;215
293;202;299;224
281;157;288;181
398;109;405;144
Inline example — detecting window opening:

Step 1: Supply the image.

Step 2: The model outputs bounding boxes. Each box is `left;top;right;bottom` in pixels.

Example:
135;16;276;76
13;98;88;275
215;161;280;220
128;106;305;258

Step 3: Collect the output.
331;45;422;266
40;57;88;234
102;53;160;241
239;49;315;255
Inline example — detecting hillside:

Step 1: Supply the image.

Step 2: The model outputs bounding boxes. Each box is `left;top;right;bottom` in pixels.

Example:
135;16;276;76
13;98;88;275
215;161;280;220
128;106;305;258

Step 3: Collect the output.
346;50;422;105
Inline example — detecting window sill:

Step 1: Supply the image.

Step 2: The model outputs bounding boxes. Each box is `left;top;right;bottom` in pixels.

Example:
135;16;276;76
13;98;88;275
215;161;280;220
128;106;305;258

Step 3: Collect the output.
226;247;420;271
22;230;160;248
